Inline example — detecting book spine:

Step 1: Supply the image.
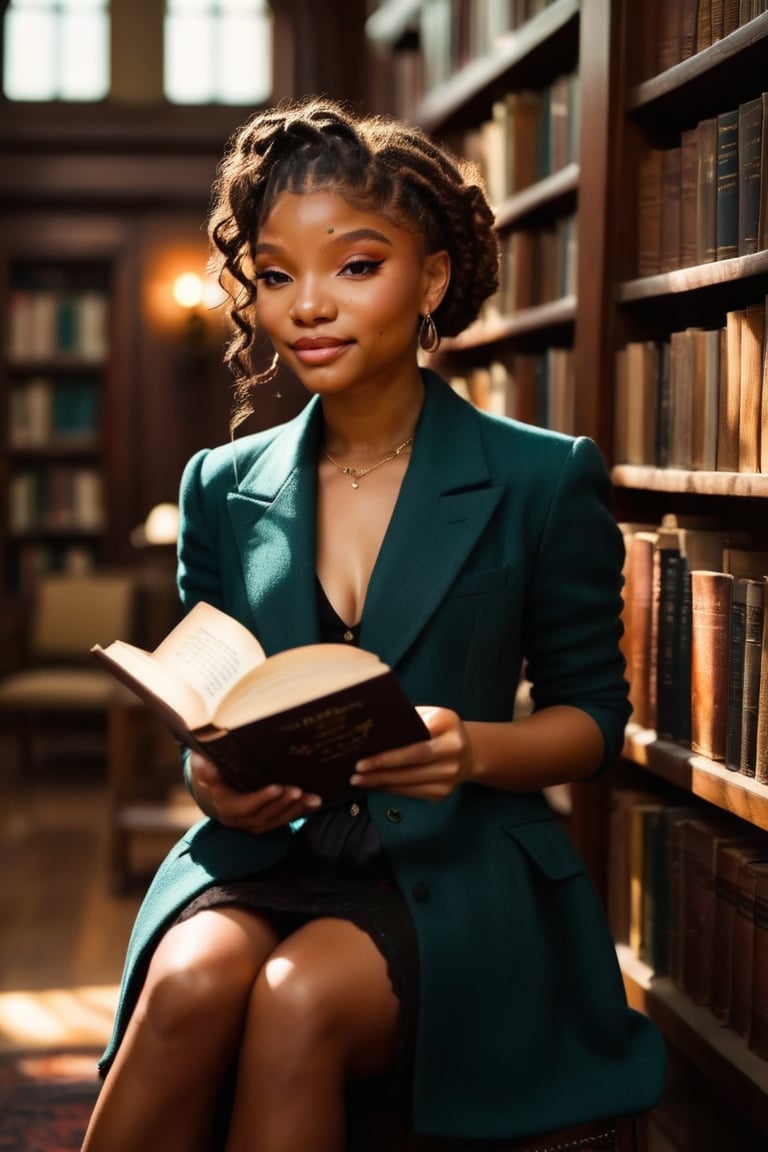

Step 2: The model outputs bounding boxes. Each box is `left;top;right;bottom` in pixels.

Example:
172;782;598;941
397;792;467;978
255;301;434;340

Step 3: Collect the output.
739;579;764;777
749;872;768;1059
716;108;739;260
738;302;764;474
725;579;748;770
690;570;733;760
737;96;763;256
755;576;768;784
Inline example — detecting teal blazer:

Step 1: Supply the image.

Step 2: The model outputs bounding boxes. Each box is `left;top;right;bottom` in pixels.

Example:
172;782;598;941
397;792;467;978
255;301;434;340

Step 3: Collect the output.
101;372;665;1139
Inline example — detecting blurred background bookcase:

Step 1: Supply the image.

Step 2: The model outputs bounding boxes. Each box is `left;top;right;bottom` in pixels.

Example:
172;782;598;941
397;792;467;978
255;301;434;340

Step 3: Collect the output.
370;1;768;1148
2;257;113;595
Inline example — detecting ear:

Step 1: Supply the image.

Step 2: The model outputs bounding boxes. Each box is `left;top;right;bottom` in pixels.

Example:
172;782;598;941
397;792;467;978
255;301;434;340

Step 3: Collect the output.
421;249;451;314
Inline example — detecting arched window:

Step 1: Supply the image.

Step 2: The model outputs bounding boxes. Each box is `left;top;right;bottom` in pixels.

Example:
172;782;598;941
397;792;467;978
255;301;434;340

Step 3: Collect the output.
164;0;272;105
3;0;109;101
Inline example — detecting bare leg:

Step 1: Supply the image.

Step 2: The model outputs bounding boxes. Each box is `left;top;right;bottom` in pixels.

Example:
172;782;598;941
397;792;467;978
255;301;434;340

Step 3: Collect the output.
81;908;281;1152
226;918;402;1152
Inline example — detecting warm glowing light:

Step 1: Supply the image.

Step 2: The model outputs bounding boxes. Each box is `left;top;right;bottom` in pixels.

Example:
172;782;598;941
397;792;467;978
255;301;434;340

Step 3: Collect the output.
173;272;204;309
130;502;180;548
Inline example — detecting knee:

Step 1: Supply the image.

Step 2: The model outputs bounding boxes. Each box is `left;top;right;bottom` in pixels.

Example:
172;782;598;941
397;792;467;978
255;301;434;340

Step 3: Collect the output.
139;943;257;1043
254;957;341;1052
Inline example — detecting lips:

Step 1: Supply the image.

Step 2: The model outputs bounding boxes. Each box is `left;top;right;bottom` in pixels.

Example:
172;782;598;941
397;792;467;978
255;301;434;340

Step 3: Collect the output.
291;337;352;364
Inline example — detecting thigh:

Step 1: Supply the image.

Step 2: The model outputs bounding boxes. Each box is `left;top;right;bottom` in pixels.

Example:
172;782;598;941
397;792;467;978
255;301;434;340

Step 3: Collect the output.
265;917;403;1077
137;906;283;1021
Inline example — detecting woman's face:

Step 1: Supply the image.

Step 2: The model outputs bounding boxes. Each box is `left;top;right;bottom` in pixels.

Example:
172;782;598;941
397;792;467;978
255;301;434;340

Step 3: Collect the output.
252;189;449;398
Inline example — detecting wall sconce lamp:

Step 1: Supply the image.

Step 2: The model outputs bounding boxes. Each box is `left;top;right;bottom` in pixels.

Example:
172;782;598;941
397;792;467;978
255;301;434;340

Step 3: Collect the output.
173;272;206;347
130;502;180;549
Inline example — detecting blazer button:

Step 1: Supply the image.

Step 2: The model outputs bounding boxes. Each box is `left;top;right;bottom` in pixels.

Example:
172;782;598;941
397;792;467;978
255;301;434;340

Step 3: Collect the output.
411;881;430;903
385;807;403;823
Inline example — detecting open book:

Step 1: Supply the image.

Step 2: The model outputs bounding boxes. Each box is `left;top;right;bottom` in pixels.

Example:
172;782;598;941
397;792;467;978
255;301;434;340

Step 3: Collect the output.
92;600;428;801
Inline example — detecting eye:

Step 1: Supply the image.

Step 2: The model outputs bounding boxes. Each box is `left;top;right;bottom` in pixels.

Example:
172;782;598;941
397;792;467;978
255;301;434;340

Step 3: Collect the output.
255;268;291;287
340;258;384;277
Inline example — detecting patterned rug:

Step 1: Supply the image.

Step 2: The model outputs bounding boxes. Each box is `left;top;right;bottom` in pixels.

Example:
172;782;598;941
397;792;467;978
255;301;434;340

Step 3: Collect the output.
0;1049;100;1151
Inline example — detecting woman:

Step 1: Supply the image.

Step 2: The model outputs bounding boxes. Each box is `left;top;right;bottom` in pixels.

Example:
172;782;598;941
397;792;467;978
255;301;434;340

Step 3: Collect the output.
82;96;665;1152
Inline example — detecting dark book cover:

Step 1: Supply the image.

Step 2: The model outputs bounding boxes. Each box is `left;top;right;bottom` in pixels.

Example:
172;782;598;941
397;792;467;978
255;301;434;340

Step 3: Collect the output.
659;146;682;272
737;96;763;256
696;117;718;263
200;671;429;798
679;128;699;266
739;578;764;778
749;869;768;1059
655;534;682;742
716;108;739;260
725;578;749;770
712;839;768;1024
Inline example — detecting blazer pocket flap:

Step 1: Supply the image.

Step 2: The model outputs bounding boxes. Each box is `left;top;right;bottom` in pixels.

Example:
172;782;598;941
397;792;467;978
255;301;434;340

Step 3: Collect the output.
449;565;510;598
505;819;587;882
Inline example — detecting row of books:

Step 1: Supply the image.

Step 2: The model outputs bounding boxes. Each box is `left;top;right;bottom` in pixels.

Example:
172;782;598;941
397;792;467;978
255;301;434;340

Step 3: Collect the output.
457;74;579;206
450;346;575;433
9;376;100;448
482;213;576;317
7;288;109;363
9;542;98;596
613;297;768;473
418;0;559;92
9;467;105;534
609;790;768;1061
637;93;768;277
620;518;768;782
643;0;768;78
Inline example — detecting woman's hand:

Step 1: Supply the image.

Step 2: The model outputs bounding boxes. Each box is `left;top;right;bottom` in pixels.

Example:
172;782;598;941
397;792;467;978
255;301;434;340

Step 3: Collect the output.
350;706;475;801
188;750;322;833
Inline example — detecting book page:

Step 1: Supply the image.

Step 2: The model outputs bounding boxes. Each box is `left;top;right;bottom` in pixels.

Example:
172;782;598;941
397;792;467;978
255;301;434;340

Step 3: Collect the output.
151;601;268;711
219;643;383;728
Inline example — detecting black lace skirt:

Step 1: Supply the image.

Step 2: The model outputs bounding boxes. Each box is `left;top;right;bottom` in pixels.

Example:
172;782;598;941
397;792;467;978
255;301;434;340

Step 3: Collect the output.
175;804;420;1109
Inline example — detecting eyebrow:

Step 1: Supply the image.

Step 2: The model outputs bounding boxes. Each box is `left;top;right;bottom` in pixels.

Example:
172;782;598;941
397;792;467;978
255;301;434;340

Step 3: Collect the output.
254;227;394;256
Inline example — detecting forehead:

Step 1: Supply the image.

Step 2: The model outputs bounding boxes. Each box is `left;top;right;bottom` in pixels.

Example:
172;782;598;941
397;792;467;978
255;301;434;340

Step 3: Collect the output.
257;189;418;247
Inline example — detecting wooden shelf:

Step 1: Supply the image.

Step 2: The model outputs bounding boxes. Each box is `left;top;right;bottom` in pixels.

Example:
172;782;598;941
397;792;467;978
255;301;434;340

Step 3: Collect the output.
612;466;768;499
627;12;768;123
618;945;768;1133
416;0;579;133
617;250;768;304
622;724;768;833
494;163;579;231
440;296;576;355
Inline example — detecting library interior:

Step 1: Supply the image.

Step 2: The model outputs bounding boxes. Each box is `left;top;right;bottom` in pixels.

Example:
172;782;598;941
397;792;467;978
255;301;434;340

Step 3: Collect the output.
1;2;768;1150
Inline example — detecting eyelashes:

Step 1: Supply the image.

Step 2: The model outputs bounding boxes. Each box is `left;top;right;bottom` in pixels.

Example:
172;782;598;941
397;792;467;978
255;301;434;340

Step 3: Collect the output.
254;258;385;287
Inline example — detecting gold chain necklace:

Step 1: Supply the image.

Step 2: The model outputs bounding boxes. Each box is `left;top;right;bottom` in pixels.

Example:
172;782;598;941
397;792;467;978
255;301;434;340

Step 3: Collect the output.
320;437;413;489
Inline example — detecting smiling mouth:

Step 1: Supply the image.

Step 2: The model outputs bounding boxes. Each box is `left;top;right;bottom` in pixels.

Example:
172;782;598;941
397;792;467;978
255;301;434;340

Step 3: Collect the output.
292;338;352;363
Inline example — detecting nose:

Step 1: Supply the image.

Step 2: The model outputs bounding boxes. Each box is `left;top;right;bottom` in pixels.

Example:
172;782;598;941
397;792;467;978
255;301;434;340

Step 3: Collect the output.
289;276;336;325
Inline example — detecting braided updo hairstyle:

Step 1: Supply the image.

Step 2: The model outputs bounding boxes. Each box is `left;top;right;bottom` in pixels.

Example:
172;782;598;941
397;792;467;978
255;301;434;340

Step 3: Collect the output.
208;96;500;428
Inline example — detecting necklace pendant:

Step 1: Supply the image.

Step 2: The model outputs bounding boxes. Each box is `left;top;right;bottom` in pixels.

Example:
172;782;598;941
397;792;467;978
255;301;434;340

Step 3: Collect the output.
351;480;360;489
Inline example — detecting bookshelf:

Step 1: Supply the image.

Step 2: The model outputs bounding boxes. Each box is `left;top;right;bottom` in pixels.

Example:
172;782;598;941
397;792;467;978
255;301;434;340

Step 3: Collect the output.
606;1;768;1147
369;0;612;439
1;259;113;593
367;0;768;1146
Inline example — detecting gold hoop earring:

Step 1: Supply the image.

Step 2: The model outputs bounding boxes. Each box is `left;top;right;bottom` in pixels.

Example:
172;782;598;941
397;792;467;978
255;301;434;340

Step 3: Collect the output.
419;313;441;353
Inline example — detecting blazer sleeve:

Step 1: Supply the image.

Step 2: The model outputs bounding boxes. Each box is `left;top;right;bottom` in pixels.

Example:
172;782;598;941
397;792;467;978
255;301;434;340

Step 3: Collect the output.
176;447;227;613
522;435;631;770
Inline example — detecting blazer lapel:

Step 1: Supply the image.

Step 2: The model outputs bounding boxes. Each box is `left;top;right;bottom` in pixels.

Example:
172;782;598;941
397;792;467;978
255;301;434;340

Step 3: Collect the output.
360;374;504;669
225;399;323;655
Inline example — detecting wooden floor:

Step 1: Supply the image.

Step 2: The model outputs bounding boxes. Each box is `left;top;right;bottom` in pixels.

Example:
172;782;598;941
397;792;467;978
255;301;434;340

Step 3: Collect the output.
0;741;185;1055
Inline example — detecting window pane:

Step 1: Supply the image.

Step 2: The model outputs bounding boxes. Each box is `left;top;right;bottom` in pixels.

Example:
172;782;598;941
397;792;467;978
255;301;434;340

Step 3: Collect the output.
61;9;109;99
165;12;215;104
217;11;271;104
165;0;272;105
4;10;57;100
3;0;109;102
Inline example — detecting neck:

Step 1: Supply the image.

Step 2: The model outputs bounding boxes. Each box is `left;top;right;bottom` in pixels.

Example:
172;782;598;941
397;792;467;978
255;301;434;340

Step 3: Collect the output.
320;374;425;457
